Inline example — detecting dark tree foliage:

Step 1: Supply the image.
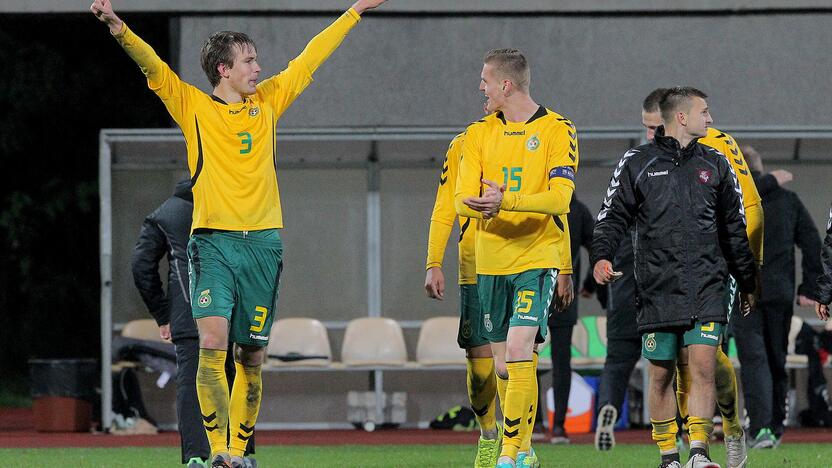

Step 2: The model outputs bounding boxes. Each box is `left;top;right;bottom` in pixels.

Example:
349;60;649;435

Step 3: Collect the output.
0;14;170;381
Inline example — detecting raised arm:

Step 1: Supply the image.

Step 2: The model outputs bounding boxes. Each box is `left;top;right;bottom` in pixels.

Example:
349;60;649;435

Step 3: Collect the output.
258;0;387;118
91;0;193;124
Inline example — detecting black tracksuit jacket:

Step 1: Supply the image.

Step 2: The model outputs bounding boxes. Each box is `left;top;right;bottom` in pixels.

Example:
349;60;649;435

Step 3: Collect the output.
131;179;196;340
591;127;758;333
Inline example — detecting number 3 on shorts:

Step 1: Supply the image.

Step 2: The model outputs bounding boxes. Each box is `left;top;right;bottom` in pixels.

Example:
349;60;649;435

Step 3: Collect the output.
250;306;268;333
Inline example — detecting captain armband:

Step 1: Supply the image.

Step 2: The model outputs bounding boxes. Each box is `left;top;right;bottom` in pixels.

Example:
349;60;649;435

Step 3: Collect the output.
549;166;575;182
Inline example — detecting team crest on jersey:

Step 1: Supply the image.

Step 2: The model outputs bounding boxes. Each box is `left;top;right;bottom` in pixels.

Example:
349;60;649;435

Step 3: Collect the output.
526;134;540;152
198;289;212;308
644;333;657;352
249;107;260;117
698;169;712;184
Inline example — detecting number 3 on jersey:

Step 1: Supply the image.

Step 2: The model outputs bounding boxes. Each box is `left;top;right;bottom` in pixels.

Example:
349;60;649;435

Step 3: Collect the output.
238;132;253;154
502;166;522;192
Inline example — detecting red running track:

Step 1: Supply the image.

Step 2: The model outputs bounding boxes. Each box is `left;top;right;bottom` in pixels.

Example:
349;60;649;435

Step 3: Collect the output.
2;408;830;448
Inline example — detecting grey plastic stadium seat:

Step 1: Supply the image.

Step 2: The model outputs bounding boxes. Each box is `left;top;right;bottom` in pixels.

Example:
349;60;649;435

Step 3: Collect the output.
341;317;408;366
121;318;166;342
416;316;466;366
787;315;808;365
266;318;332;367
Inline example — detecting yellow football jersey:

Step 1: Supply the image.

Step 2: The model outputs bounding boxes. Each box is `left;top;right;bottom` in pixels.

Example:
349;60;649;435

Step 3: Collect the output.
455;107;578;275
114;10;361;232
700;127;764;263
426;134;477;284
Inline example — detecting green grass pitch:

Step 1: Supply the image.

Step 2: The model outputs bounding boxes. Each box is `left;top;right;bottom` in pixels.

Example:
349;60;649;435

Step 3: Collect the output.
4;443;830;467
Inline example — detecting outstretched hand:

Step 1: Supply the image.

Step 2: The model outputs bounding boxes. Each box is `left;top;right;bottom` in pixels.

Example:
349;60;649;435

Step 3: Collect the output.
90;0;123;34
351;0;388;14
593;260;622;285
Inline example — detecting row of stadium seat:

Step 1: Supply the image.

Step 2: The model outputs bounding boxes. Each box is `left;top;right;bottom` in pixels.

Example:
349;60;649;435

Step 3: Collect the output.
118;314;811;370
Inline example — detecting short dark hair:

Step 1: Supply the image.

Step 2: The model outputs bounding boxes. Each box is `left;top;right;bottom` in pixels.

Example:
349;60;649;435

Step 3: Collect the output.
659;86;708;123
200;31;257;88
484;48;530;91
642;88;668;113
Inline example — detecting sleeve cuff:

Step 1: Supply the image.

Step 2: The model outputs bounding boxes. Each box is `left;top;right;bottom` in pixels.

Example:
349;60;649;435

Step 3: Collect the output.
347;8;362;21
111;22;127;38
426;262;442;270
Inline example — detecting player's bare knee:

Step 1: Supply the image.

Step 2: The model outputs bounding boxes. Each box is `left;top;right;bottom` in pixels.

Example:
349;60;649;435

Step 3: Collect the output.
198;333;227;350
235;343;265;366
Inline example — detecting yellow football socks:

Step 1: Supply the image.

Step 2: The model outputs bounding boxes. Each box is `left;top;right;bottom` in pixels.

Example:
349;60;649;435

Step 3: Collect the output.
675;361;690;430
500;360;535;460
715;347;743;437
228;361;262;458
651;417;679;454
196;348;230;458
496;371;509;416
688;415;714;449
519;352;539;452
467;357;498;432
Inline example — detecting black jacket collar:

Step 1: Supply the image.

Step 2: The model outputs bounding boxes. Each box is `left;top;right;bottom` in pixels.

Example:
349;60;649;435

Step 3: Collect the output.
653;125;702;158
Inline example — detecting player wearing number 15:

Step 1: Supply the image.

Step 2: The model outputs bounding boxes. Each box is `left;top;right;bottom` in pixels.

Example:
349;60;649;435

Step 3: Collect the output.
90;1;387;467
455;48;578;468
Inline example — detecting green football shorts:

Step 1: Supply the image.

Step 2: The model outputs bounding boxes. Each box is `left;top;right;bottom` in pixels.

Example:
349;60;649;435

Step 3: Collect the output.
188;229;283;347
641;321;723;361
458;283;489;349
477;268;558;344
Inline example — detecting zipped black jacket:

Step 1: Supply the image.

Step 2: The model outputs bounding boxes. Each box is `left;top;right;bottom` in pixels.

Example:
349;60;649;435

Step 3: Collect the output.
131;179;196;340
816;205;832;305
591;127;758;333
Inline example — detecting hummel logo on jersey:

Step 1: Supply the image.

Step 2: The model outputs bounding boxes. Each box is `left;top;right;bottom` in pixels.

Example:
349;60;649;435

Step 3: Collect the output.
229;106;248;115
504;130;526;136
648;170;668;177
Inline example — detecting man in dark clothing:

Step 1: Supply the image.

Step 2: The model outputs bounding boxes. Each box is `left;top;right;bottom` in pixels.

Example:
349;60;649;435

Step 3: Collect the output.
733;146;822;448
592;87;758;468
594;237;640;451
131;179;255;468
548;194;595;444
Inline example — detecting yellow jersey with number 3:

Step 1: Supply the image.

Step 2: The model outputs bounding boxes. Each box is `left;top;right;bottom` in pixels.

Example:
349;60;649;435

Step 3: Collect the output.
113;10;361;232
455;107;578;276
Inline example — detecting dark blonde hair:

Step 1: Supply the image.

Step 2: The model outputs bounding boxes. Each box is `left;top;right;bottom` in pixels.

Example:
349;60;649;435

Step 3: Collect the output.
484;48;530;92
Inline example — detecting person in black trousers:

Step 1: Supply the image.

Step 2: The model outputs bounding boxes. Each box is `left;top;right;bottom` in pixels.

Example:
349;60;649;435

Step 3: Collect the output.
131;179;255;468
548;194;595;444
593;235;641;451
732;146;823;449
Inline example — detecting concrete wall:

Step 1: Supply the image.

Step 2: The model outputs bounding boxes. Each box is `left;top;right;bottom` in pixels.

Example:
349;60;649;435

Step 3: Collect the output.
163;12;832;131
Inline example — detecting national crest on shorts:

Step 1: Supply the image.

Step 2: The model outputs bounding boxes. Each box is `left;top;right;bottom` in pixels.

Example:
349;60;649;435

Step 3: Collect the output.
198;289;212;308
698;169;712;184
484;314;493;333
526;134;540;152
461;319;472;339
645;333;657;352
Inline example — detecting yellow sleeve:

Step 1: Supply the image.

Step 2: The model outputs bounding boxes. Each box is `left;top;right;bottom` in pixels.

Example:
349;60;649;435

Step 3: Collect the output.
502;121;577;215
426;137;464;269
556;214;573;274
455;126;486;219
113;23;193;125
745;202;765;265
726;140;762;208
256;9;360;119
